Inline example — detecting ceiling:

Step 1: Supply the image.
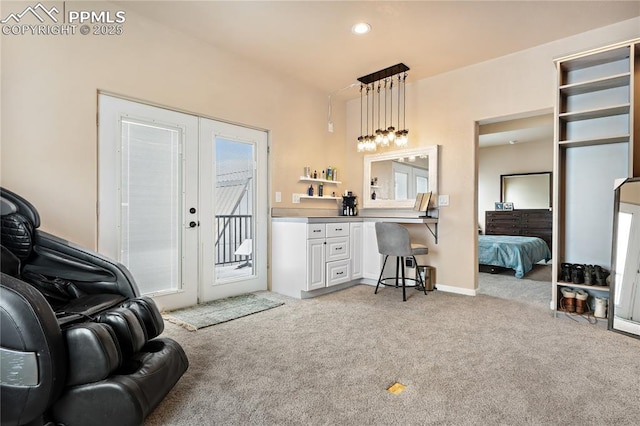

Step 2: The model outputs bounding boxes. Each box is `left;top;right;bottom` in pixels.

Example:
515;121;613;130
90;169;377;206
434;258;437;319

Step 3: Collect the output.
120;1;640;98
478;113;554;148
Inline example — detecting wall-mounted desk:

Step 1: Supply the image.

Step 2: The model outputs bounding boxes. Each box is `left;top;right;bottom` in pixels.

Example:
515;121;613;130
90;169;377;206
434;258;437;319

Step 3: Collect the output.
271;214;438;299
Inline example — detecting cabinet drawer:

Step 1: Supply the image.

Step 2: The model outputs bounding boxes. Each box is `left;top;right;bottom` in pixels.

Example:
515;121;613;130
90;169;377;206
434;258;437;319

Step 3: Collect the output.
326;259;350;287
307;224;326;239
326;236;349;262
326;223;349;238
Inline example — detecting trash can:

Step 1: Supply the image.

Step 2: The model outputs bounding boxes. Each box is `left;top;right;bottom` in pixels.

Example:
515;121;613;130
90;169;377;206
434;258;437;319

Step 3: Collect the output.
417;265;435;291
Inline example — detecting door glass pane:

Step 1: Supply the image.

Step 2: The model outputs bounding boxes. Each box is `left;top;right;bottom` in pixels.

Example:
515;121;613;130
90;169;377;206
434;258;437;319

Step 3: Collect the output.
416;176;428;193
120;119;182;294
394;171;408;200
214;138;255;282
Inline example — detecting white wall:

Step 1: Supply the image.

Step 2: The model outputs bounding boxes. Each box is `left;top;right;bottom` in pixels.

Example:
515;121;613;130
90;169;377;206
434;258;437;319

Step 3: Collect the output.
346;18;639;292
1;1;347;248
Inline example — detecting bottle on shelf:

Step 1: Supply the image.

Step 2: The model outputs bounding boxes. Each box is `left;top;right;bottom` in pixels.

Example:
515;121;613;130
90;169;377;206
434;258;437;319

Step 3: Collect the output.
371;190;376;200
318;183;324;197
308;185;314;196
313;170;317;179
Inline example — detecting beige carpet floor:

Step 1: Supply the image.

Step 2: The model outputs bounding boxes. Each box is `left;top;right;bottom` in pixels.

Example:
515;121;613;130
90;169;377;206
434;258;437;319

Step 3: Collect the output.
145;284;640;425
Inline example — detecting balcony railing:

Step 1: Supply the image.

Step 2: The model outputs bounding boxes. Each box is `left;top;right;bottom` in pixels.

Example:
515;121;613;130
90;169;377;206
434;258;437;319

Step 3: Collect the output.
215;214;252;266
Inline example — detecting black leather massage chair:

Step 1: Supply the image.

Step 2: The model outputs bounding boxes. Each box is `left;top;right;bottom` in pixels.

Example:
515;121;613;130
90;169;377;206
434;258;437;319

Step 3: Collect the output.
0;187;189;426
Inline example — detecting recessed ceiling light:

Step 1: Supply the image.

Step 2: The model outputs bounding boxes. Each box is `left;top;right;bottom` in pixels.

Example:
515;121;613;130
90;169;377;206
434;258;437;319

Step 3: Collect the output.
351;22;371;35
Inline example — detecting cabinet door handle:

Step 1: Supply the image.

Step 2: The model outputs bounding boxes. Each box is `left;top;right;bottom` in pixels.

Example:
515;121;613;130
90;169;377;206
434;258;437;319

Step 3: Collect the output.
336;271;344;275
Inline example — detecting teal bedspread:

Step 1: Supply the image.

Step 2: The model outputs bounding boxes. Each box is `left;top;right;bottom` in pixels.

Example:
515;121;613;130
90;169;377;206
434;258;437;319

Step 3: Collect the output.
478;235;551;278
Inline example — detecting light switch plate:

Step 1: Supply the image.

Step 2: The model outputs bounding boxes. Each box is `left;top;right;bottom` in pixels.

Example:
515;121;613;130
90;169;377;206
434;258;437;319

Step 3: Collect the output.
275;192;281;202
292;193;301;204
438;194;450;207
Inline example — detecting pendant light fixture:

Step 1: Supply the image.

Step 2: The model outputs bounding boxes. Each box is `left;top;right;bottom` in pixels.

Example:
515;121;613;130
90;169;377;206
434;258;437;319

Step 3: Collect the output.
356;63;409;152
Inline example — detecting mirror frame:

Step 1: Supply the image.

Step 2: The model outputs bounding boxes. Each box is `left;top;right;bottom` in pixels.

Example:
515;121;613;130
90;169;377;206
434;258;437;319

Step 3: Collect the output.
609;176;640;338
363;145;439;209
500;171;552;209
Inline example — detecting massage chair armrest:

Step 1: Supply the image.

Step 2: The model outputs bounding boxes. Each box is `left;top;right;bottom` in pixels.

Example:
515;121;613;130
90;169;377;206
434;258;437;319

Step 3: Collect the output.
1;274;67;425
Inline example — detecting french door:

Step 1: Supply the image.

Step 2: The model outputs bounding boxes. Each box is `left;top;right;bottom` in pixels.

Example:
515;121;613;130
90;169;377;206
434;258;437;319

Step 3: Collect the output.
199;119;267;302
98;94;267;310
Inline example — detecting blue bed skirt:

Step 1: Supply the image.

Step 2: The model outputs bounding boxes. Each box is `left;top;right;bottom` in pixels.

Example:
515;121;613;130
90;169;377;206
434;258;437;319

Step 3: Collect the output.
478;235;551;278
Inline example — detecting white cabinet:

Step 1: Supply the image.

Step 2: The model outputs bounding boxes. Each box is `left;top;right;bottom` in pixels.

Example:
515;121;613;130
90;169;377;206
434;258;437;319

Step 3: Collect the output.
272;220;352;298
350;222;363;279
306;238;326;291
324;223;350;287
362;221;382;280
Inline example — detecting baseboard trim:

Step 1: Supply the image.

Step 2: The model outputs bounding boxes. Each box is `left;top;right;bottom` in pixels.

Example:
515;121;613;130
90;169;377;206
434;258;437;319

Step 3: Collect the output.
435;284;477;296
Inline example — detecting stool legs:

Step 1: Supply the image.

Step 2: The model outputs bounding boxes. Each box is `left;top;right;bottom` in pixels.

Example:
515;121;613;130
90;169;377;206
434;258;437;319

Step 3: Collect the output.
376;255;428;301
375;255;389;294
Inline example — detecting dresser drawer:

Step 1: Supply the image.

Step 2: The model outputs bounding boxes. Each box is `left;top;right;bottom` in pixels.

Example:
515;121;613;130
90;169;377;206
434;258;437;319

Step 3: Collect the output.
326;259;350;287
307;224;326;239
325;236;349;262
326;222;349;238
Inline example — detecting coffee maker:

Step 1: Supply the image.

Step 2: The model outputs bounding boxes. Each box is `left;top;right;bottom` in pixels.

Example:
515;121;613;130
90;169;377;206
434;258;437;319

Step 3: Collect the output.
341;194;357;216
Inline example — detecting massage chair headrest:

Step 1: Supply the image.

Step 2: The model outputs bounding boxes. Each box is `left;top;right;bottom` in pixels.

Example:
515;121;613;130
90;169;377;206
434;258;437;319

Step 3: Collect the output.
0;187;40;229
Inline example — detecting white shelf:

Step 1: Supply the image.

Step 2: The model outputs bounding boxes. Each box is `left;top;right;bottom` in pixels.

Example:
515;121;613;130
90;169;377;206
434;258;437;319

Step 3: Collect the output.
556;281;610;292
559;73;630;96
300;177;341;184
559;134;629;148
558;103;630;122
299;195;340;200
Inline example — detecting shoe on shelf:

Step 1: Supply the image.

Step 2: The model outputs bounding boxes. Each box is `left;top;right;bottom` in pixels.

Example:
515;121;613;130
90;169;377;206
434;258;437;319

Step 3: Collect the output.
575;290;589;314
571;264;585;284
561;288;576;313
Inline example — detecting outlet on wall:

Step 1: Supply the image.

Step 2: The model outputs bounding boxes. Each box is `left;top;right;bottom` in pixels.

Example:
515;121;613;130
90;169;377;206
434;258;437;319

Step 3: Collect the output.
275;192;281;202
292;193;301;204
438;194;450;207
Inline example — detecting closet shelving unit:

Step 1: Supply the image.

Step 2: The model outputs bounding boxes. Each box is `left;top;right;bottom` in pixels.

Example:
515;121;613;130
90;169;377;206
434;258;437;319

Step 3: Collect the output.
552;39;640;321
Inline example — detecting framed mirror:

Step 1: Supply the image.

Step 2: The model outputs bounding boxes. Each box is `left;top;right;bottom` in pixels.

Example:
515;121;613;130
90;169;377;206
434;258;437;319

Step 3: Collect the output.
363;146;439;209
500;171;552;209
609;177;640;338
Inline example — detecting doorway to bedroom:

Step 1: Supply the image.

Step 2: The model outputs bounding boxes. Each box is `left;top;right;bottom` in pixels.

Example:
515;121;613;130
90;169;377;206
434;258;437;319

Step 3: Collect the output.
476;111;554;309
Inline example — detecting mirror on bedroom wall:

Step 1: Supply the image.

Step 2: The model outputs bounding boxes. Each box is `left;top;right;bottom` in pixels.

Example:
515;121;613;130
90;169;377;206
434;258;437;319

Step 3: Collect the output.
362;146;439;209
609;177;640;338
501;171;552;209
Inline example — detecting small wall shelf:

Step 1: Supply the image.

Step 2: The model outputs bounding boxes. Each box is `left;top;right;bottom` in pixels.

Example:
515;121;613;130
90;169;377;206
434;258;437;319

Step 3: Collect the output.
299;195;341;200
300;177;341;185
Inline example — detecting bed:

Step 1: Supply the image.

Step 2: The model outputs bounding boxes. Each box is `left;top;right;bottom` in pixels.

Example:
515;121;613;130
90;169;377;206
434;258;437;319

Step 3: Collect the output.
478;235;551;278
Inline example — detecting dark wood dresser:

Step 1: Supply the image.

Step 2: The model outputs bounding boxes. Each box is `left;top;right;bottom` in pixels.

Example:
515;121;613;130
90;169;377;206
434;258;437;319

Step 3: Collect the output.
485;209;552;250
